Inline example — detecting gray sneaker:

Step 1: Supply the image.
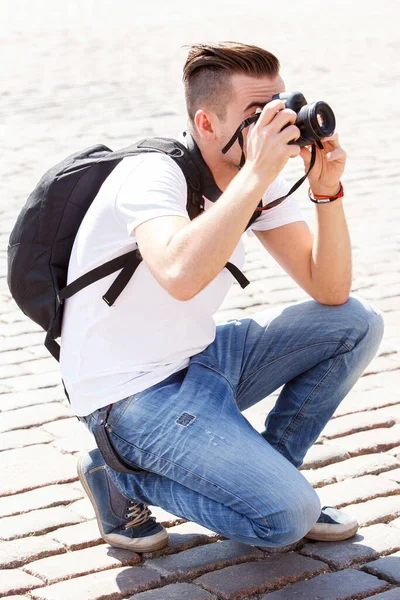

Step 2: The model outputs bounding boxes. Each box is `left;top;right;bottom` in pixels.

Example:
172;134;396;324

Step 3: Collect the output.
77;449;168;552
305;506;359;541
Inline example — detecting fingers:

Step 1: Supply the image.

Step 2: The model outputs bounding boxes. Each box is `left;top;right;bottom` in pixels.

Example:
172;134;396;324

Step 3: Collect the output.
326;146;347;162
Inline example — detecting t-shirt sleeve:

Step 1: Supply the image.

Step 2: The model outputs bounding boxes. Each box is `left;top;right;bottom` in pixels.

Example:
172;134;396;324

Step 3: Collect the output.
249;173;304;232
114;153;189;239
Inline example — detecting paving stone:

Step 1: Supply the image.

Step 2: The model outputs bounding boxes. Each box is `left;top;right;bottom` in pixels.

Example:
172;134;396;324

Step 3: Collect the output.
302;453;399;488
0;332;45;352
381;468;400;483
0;535;65;568
344;496;400;527
30;566;162;600
0;569;44;597
0;402;71;432
41;417;87;437
319;410;396;440
389;518;400;529
258;568;389;600
364;589;400;600
0;387;65;411
195;553;327;600
68;497;95;519
352;372;400;394
362;550;400;584
0;505;85;540
336;426;400;456
144;540;263;579
301;524;400;569
49;519;103;550
142;521;220;558
128;583;217;599
0;483;83;518
389;446;400;459
300;443;351;470
25;543;140;583
0;445;78;496
0;427;54;451
0;371;62;393
0;348;34;366
316;475;400;508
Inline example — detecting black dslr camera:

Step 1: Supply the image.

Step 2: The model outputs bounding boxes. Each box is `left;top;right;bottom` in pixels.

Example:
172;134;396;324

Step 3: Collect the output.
272;91;336;147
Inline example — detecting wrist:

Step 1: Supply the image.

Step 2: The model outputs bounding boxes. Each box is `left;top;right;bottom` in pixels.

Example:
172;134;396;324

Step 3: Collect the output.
310;182;342;197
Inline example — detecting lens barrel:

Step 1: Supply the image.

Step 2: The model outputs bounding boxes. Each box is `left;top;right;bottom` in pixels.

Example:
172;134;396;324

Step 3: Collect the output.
295;101;336;146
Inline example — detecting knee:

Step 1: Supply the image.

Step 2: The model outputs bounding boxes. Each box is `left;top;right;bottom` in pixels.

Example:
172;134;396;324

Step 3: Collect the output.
253;481;321;547
340;296;384;353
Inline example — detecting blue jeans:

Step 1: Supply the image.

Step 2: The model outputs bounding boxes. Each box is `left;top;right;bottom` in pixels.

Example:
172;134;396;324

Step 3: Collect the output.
84;296;384;548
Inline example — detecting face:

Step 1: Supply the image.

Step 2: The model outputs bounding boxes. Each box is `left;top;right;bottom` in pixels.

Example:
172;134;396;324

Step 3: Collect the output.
217;73;285;168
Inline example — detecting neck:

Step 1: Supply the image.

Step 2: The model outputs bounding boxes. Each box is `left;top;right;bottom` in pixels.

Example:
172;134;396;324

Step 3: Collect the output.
191;134;239;192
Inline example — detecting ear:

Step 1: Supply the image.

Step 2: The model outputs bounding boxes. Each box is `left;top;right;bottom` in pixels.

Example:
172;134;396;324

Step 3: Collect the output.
194;109;218;141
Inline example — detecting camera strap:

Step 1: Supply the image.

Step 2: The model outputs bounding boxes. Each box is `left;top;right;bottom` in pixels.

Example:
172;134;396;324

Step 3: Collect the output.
221;113;317;212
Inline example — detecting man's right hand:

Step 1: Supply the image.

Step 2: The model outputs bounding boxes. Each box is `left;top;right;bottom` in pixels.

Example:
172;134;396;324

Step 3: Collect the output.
243;99;301;189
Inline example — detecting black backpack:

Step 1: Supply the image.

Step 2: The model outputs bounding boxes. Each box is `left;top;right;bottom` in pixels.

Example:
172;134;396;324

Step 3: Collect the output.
7;135;252;363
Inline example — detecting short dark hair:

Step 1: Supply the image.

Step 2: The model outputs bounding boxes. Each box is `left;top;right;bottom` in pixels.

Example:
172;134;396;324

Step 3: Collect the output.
183;42;280;125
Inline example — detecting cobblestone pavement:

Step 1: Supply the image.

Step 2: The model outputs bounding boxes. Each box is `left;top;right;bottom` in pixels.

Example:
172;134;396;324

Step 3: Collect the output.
1;0;400;598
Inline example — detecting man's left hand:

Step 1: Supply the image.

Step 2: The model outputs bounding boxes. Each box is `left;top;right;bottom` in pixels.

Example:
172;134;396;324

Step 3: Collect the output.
299;133;347;197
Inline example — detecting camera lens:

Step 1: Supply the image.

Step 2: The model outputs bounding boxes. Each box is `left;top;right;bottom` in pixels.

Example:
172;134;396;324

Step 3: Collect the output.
294;101;336;146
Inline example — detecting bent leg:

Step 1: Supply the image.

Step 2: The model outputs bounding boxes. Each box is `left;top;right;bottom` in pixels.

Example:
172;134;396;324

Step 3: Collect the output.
90;366;320;548
203;296;384;467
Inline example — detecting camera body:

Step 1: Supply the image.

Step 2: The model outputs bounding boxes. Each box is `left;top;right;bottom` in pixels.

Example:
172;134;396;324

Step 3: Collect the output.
272;91;336;147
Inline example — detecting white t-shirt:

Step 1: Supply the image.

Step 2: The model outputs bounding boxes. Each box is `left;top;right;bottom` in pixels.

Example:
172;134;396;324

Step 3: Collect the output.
60;152;303;416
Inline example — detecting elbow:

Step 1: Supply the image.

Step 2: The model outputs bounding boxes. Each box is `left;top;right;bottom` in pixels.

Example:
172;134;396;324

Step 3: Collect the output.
163;266;199;302
313;290;351;306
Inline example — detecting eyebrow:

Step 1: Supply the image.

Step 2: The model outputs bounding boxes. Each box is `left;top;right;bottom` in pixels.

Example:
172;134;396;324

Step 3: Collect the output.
244;100;267;112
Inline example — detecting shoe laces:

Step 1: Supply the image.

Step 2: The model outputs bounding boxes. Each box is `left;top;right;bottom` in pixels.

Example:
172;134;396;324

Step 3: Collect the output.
124;501;154;529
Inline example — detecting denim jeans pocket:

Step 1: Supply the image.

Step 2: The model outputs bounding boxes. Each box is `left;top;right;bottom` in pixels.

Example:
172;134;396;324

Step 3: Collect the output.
107;394;139;430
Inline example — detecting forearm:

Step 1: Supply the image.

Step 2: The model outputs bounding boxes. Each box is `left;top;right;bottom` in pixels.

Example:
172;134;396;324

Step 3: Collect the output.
164;166;266;300
311;199;352;305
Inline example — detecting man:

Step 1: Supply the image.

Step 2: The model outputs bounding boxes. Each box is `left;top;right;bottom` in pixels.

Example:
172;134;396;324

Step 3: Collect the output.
60;42;384;552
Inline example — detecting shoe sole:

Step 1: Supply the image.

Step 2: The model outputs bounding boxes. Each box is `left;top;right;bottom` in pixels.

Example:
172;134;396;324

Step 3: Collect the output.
304;522;359;542
77;455;168;552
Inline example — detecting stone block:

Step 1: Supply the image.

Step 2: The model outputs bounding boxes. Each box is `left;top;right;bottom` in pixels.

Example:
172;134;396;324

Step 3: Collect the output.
144;540;263;579
319;410;396;440
381;468;400;483
362;550;400;584
300;443;350;470
334;387;400;417
0;427;54;451
344;495;400;527
0;484;83;518
0;506;85;540
316;475;400;508
302;453;399;488
30;566;162;600
301;524;400;569
0;535;65;568
364;590;400;600
0;402;71;432
0;569;44;597
128;583;216;599
25;543;140;584
49;519;103;550
389;517;400;529
0;445;78;496
0;387;65;411
336;426;400;456
0;371;62;393
142;521;220;558
195;553;327;600
259;568;388;599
